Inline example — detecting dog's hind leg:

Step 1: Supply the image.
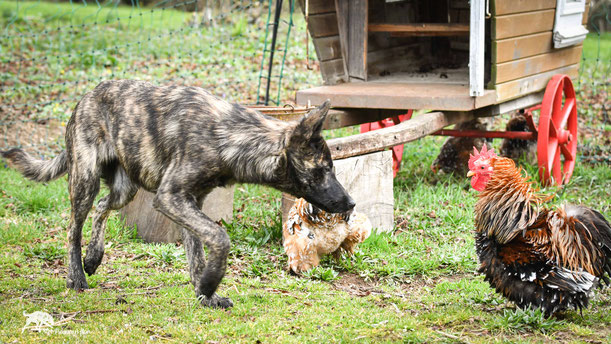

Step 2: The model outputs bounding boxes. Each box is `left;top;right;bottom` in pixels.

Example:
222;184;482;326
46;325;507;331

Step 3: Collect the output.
84;166;138;276
153;180;232;308
66;157;101;290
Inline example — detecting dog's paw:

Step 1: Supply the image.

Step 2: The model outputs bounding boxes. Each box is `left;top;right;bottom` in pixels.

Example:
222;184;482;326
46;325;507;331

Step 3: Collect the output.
83;252;104;276
199;293;233;309
66;275;89;291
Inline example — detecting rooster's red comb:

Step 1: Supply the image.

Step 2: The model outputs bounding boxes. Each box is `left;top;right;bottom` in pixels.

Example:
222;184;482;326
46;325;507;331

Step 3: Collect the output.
468;145;497;170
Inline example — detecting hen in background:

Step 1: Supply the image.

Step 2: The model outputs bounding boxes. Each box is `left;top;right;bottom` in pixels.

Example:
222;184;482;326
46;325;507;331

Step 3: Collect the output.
468;146;611;316
499;113;537;163
283;198;372;274
431;119;491;175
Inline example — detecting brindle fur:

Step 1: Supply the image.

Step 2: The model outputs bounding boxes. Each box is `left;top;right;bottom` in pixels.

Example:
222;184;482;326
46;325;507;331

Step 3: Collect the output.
2;80;355;308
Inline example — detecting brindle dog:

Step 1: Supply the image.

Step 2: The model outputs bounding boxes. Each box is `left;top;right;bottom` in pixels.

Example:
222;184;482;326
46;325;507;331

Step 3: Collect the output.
2;80;355;308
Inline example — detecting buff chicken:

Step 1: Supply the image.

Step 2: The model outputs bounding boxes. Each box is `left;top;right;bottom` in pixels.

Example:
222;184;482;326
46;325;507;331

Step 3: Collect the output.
283;198;372;274
468;146;611;315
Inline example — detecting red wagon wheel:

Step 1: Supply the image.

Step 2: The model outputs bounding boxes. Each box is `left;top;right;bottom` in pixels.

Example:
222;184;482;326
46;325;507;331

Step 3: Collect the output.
537;74;578;186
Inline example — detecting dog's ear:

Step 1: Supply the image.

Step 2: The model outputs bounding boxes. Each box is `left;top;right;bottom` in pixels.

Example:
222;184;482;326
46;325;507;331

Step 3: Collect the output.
291;100;330;142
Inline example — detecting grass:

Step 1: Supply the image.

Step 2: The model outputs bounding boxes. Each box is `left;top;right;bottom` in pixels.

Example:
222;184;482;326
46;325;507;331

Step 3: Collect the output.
1;139;609;343
1;1;610;343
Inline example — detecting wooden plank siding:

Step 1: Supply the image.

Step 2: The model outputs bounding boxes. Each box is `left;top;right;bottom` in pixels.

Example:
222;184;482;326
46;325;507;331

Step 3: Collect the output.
319;59;347;85
298;0;335;15
311;36;343;61
495;64;579;102
494;45;582;83
337;0;368;81
490;0;586;102
297;0;346;85
306;13;339;38
493;0;556;15
493;10;556;40
494;32;554;63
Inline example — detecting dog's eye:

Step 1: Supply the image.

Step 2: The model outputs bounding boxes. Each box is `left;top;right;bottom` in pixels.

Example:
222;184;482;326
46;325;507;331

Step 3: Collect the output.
307;233;314;239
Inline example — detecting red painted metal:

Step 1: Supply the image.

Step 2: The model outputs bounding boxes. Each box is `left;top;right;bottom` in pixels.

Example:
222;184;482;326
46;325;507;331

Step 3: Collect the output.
537;74;578;186
522;104;541;133
355;76;578;186
433;130;536;140
360;110;413;177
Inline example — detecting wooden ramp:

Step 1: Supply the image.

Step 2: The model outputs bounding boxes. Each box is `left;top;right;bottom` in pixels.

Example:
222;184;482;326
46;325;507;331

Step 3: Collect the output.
296;82;496;111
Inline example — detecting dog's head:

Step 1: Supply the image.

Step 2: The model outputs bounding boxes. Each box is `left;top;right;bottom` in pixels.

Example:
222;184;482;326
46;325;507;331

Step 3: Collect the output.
284;100;355;214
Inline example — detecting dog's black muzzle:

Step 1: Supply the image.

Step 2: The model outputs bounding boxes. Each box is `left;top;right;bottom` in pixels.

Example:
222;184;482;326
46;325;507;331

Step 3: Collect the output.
303;173;356;214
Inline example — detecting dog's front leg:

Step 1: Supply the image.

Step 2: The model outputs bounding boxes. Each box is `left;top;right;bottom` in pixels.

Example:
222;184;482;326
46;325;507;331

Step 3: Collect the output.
181;227;206;287
153;188;233;308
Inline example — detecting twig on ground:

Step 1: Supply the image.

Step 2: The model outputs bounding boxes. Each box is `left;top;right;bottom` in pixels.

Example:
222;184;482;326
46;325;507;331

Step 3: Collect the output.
435;330;472;344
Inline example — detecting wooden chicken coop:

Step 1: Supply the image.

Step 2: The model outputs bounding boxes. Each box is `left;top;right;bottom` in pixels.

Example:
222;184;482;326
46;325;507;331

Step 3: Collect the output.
297;0;590;187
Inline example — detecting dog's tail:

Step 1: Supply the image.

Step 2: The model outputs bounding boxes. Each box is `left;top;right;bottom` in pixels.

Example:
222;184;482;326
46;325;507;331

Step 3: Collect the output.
2;148;68;182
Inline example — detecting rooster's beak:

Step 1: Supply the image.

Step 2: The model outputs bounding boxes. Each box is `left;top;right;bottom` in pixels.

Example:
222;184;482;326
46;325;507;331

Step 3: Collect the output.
466;171;475;178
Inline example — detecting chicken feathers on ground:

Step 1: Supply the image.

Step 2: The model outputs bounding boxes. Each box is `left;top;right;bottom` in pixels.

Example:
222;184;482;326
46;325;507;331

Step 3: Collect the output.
283;198;372;274
468;146;611;315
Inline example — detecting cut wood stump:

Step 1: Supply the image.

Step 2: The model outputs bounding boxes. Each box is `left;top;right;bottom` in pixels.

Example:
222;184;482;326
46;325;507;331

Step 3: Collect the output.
282;150;394;232
119;186;235;244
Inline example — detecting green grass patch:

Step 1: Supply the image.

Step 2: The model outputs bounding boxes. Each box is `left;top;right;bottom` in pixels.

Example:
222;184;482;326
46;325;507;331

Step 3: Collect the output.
0;2;609;343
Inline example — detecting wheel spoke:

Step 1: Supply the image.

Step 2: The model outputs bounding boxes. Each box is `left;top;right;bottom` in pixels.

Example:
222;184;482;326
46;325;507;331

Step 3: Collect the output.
549;121;559;138
560;143;574;161
552;146;562;185
553;79;564;115
556;97;575;129
547;140;557;171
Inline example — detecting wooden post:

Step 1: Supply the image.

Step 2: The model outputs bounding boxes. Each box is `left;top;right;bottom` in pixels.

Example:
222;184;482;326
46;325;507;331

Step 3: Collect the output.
282;150;394;232
469;0;485;96
119;186;235;244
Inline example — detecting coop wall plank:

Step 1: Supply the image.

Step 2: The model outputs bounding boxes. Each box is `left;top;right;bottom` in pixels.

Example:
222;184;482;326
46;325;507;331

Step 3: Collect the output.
493;32;554;63
493;0;556;15
495;64;579;102
493;9;555;39
494;45;582;83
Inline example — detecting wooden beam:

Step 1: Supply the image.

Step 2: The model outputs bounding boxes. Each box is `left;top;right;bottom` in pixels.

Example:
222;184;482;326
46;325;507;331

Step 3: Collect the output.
327;111;477;159
369;23;469;35
470;0;485;96
476;91;544;118
296;82;497;111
